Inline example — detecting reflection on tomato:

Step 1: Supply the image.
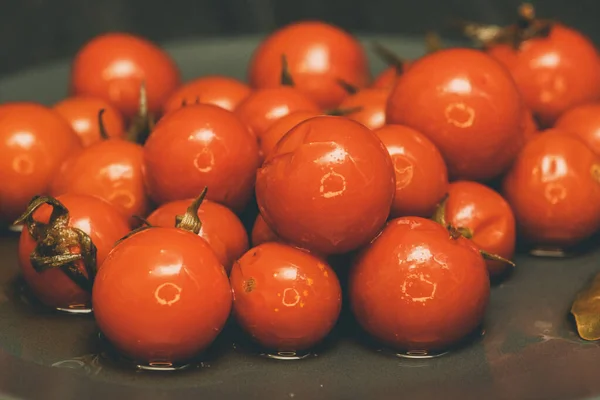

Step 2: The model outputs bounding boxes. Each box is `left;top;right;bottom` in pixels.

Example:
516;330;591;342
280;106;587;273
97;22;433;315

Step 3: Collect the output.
259;110;320;159
256;116;395;255
162;75;251;115
373;124;448;217
349;216;490;352
143;104;261;213
17;194;129;310
554;103;600;156
386;48;524;181
338;88;389;130
70;33;180;119
248;21;370;109
503;130;600;248
251;213;281;247
0;103;82;224
230;242;341;352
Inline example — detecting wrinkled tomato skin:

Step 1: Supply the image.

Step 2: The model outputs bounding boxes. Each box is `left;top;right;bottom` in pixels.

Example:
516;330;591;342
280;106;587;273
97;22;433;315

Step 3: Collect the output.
50;140;148;226
386;48;524;181
93;228;232;364
349;216;490;352
248;21;370;109
503;130;600;247
256;116;395;255
0;103;82;224
338;88;389;130
373;124;448;218
230;242;342;352
143;104;261;213
162;75;251;115
487;24;600;128
70;33;181;119
554;103;600;156
260;110;320;159
445;181;516;277
53;96;125;147
146;199;248;273
18;194;130;310
251;213;281;246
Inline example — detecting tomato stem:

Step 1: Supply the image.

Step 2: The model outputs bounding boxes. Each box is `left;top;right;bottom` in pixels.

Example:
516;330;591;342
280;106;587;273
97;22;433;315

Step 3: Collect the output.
424;31;444;53
336;79;358;95
127;81;156;145
280;54;295;87
175;187;208;234
370;42;405;75
324;106;363;116
480;249;516;268
97;109;110;140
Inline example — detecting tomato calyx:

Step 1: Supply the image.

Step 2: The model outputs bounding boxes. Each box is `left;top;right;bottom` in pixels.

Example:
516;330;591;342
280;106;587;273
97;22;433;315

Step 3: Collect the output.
280;54;295;87
175;187;208;234
370;42;406;76
324;106;363;116
336;79;359;95
432;194;516;268
97;109;111;140
14;195;98;292
571;272;600;341
127;82;156;144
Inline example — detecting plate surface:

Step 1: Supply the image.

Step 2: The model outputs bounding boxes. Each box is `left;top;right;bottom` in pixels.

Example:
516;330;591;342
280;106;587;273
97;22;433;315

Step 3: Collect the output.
1;35;599;400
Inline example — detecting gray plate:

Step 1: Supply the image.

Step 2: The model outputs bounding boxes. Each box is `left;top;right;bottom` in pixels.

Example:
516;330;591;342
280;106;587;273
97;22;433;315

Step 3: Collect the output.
1;35;599;400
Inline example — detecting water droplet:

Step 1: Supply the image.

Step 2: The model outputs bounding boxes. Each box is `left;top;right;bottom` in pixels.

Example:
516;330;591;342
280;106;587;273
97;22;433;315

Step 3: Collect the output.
55;306;93;314
137;361;190;372
529;246;568;258
260;350;312;361
395;349;448;359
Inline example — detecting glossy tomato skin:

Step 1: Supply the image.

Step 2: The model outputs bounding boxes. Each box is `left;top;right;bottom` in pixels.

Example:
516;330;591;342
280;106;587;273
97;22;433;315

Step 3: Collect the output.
503;130;600;247
349;216;490;352
251;213;281;246
373;124;448;217
93;228;232;364
230;242;342;352
162;75;251;115
70;33;181;119
53;96;125;147
338;88;389;130
146;199;248;273
260;110;320;159
554;103;600;156
445;181;516;277
248;21;370;109
386;48;525;181
487;24;600;128
18;194;130;309
0;103;82;224
49;139;148;226
143;104;261;213
256;116;395;255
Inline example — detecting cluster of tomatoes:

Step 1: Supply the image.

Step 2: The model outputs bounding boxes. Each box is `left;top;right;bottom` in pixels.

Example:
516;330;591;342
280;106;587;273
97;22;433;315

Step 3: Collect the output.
2;3;600;368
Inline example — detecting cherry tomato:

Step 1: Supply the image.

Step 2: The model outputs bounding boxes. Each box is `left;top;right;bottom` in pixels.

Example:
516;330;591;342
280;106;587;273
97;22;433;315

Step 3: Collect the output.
162;75;251;115
349;216;490;352
256;116;395;255
143;104;260;213
503;130;600;248
17;194;129;311
251;213;281;247
554;103;600;156
0;103;82;225
338;88;389;130
259;110;320;159
49;137;148;226
441;181;516;277
248;21;370;109
386;48;525;181
372;124;448;217
93;227;232;365
230;242;341;352
146;198;248;273
53;96;125;147
70;33;181;120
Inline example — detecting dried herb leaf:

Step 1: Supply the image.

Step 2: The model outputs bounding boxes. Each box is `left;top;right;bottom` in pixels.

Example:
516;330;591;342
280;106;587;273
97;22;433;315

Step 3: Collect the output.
571;272;600;341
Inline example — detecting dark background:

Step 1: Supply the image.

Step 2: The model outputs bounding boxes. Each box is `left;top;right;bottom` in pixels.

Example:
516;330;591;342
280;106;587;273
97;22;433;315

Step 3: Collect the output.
0;0;598;76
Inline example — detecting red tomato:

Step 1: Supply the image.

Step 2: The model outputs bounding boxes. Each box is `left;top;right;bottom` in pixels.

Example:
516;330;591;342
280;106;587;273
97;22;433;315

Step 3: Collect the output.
70;33;181;119
162;75;251;115
53;96;125;147
554;103;600;156
349;216;490;352
386;48;525;181
373;124;448;217
256;116;395;255
0;103;82;224
230;242;341;352
17;194;130;311
337;88;389;130
251;213;281;247
49;138;148;226
93;227;232;365
503;130;600;248
146;198;248;273
143;104;260;212
260;110;320;159
248;21;370;109
441;181;516;277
